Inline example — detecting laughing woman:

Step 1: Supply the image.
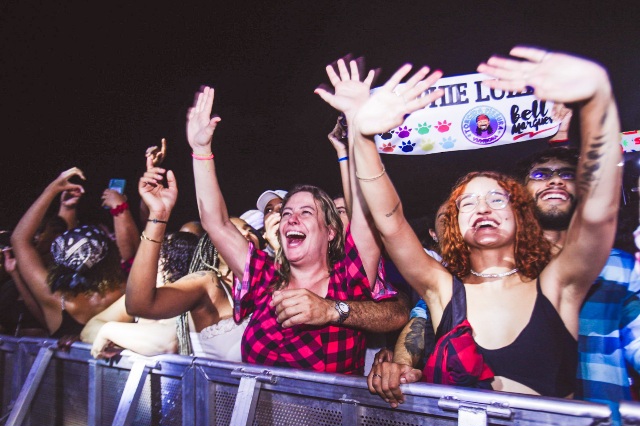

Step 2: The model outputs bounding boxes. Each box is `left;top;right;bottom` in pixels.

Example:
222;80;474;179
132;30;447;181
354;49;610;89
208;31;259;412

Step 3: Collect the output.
345;47;622;404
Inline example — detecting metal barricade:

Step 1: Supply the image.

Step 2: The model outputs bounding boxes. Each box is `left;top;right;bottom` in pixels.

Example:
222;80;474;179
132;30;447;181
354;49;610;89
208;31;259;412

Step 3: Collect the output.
0;335;614;426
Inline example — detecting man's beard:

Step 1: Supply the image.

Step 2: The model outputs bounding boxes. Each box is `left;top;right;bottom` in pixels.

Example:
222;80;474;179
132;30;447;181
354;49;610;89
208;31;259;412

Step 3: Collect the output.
535;203;576;231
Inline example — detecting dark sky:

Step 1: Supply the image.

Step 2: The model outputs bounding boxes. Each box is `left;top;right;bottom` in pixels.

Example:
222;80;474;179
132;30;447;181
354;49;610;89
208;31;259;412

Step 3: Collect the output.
2;1;639;232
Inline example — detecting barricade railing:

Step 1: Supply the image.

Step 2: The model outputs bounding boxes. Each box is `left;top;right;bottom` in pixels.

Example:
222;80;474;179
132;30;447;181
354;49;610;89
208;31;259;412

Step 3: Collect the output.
0;335;613;426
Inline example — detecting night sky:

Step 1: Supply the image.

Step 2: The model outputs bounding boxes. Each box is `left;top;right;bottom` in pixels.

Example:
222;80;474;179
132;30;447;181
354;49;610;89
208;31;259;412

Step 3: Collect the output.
2;1;639;233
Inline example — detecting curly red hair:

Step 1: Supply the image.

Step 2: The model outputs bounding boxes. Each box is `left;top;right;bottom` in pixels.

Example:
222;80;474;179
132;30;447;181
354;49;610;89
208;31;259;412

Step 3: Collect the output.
440;171;551;279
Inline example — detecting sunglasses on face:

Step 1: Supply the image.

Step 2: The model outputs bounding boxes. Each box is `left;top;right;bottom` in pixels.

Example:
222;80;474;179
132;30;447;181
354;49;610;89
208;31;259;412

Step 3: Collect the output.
528;167;576;181
455;190;510;213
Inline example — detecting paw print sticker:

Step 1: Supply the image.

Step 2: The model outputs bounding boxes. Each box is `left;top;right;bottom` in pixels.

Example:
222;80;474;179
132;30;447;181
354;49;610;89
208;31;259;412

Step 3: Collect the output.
440;137;456;149
379;142;396;153
396;126;412;138
400;140;416;152
416;122;431;135
379;130;395;140
419;139;435;152
435;120;451;133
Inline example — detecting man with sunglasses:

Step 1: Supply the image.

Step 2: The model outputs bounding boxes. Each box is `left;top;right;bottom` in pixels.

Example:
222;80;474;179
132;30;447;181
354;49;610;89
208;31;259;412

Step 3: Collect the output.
519;146;640;410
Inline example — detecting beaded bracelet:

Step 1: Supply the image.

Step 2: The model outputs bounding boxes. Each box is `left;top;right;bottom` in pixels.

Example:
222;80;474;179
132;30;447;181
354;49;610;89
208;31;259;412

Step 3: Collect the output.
109;202;129;217
140;231;162;244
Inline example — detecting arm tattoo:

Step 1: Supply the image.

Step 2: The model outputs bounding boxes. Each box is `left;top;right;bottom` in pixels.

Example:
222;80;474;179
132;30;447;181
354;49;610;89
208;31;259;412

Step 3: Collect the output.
577;139;605;196
404;318;426;358
385;201;401;218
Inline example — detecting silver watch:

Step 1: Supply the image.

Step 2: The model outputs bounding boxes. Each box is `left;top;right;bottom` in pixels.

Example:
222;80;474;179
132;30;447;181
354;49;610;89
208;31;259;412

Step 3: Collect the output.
334;301;350;324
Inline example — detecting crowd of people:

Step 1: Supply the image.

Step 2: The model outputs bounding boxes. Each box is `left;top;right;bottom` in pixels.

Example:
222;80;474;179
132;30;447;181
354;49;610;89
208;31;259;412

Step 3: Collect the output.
1;44;638;420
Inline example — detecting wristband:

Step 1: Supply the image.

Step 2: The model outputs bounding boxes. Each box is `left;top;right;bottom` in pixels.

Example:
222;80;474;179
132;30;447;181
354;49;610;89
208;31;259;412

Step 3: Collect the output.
191;152;214;160
338;156;348;162
109;202;129;217
148;218;168;224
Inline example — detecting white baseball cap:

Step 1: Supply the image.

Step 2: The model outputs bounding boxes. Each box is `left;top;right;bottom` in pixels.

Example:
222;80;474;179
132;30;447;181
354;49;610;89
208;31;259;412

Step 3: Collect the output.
239;209;264;231
256;190;288;213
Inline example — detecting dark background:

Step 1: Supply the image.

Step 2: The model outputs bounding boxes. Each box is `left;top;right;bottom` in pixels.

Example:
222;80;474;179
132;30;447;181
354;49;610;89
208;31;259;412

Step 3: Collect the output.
2;1;639;237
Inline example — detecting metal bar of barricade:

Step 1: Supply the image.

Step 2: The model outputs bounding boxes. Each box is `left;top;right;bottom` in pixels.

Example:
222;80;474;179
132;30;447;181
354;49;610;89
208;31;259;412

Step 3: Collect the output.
111;359;159;426
438;395;512;426
87;359;103;426
5;344;55;426
340;398;359;426
229;367;277;426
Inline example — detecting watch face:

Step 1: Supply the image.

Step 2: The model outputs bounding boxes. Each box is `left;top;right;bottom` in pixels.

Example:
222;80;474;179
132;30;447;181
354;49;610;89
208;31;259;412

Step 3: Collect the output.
338;302;349;312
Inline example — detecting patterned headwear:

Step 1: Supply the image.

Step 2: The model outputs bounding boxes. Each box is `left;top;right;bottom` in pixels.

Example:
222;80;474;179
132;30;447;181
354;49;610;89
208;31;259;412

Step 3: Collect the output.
50;225;109;291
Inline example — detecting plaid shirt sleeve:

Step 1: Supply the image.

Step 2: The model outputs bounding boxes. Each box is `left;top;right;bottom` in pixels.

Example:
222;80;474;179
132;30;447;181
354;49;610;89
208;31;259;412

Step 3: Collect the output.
233;243;275;323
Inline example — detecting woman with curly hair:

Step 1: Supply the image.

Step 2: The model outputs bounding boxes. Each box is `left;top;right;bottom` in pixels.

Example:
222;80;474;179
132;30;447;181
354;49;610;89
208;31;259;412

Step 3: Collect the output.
344;46;622;404
11;168;125;339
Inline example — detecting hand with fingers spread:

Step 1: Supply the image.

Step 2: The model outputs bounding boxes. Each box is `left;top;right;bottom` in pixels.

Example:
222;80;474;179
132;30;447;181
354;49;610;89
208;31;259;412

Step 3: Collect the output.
352;64;444;136
477;46;610;103
314;57;377;121
367;360;423;408
270;288;336;328
186;86;222;152
145;138;168;168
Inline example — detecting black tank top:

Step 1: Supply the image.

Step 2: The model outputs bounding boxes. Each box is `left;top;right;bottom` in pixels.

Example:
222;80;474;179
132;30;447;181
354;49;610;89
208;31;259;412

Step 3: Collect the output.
435;277;577;397
51;310;84;338
476;278;577;397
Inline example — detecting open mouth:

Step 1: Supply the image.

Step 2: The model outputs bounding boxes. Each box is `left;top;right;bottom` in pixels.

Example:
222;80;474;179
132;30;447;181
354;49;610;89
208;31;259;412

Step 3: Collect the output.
285;230;306;246
473;219;498;230
540;191;569;201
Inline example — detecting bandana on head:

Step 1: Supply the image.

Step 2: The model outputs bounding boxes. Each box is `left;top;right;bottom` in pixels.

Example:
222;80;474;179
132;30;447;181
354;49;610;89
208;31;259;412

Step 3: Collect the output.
51;225;109;286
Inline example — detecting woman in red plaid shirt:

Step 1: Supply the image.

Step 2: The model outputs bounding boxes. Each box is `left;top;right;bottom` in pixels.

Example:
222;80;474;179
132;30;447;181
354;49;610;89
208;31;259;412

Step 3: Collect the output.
183;77;408;374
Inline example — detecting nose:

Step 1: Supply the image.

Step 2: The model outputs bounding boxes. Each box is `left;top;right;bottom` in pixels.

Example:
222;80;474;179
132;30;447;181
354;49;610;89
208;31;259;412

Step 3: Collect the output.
476;197;491;213
547;172;565;186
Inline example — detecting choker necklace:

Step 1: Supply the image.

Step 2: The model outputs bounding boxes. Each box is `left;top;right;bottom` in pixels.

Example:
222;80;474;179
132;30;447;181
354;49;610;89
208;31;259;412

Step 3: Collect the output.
470;268;519;278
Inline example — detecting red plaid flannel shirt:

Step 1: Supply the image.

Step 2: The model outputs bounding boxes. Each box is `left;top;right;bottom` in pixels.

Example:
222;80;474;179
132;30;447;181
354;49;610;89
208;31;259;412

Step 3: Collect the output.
233;229;396;375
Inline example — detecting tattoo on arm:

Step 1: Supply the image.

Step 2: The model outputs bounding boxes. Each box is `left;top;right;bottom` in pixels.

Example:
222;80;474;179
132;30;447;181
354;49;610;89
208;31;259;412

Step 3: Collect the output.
404;318;426;360
385;201;400;218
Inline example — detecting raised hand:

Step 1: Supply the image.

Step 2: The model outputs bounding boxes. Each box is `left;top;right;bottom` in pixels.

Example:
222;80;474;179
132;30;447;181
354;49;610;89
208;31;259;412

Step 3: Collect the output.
145;138;168;168
352;64;444;137
138;164;178;217
315;57;376;120
477;46;610;103
186;86;221;152
48;167;86;196
101;189;127;210
327;116;348;155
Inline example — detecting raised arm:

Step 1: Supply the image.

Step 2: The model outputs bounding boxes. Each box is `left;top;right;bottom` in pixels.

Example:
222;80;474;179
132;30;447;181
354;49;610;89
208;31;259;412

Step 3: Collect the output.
11;168;85;332
126;158;209;318
315;57;382;283
327;117;352;214
186;87;248;278
349;65;451;311
101;189;140;262
478;46;622;320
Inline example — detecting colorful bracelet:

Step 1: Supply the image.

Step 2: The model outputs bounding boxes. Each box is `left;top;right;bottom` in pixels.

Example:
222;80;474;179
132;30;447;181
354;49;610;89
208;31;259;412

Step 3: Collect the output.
148;218;168;224
338;156;348;162
109;202;129;217
140;231;162;244
191;152;214;160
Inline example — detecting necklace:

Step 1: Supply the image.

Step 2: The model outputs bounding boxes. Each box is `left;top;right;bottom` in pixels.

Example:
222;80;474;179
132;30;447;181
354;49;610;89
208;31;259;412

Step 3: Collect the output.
470;268;519;278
